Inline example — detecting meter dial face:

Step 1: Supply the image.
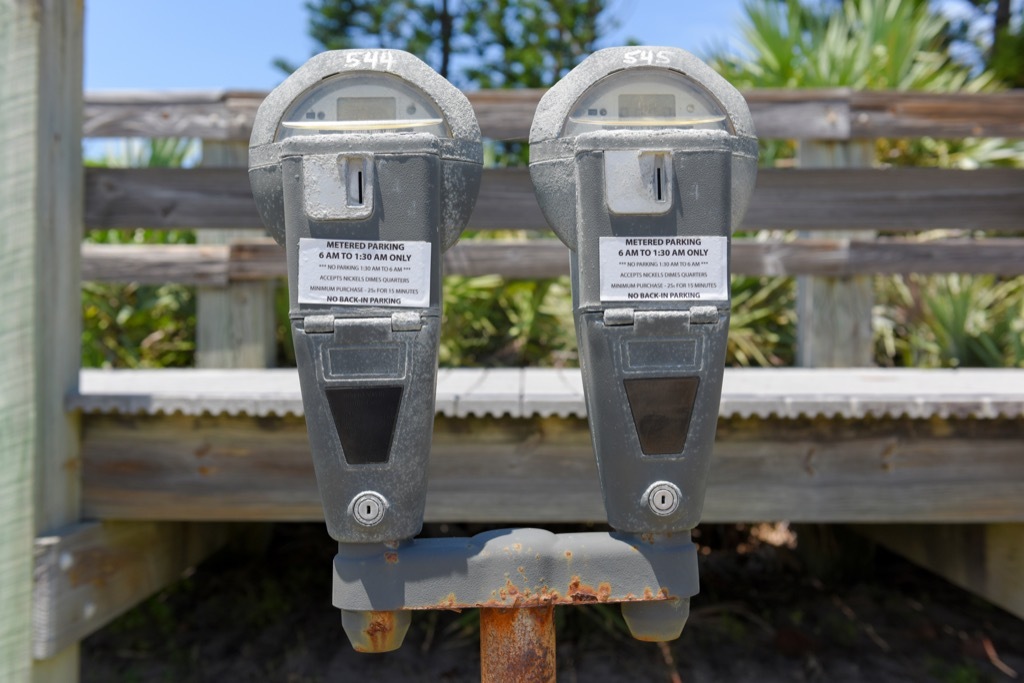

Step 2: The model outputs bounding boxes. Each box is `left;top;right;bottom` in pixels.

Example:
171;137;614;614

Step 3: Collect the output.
562;68;730;136
276;72;450;140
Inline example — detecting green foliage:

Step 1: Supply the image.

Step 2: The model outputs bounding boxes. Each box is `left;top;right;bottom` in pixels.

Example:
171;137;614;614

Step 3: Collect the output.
82;139;198;368
712;0;991;91
292;0;618;87
459;0;616;88
285;0;454;76
728;274;796;366
990;24;1024;87
875;273;1024;368
440;269;576;368
710;0;1023;369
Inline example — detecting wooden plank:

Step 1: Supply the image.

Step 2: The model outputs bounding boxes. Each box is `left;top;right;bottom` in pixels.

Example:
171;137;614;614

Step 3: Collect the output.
78;413;1024;524
81;237;1024;284
81;243;230;285
744;88;851;140
83;166;1024;232
32;521;228;659
854;523;1024;620
796;141;875;368
466;88;545;141
1;0;83;679
194;141;276;369
84;167;263;230
852;91;1024;140
81;89;1024;141
83;90;262;140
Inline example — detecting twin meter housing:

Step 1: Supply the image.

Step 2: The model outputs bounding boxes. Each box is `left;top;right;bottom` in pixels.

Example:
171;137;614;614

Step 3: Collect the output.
529;47;757;536
249;50;482;544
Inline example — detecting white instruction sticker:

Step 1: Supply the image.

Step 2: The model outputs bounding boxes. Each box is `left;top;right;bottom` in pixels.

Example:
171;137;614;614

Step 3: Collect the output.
297;238;431;307
599;236;729;302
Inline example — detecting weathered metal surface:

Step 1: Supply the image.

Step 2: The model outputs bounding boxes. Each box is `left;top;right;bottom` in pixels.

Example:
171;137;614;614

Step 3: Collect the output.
340;609;411;653
480;606;556;683
332;528;698;612
620;598;691;642
72;367;1024;421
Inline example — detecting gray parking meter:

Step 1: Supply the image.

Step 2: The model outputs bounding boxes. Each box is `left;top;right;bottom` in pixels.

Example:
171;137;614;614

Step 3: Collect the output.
530;46;757;634
248;50;482;549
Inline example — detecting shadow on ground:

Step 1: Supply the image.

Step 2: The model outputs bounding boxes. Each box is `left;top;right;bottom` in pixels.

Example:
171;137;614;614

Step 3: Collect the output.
82;522;1023;682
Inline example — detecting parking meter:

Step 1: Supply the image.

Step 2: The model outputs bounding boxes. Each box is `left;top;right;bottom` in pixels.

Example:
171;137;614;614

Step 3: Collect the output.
248;50;482;547
530;46;756;631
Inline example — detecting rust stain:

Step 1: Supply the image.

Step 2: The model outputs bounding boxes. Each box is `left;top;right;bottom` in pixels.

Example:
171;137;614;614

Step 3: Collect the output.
197;466;219;476
480;606;556;683
384;552;399;564
353;611;403;654
566;576;613;604
564;550;572;560
512;543;522;552
416;577;676;611
194;443;211;458
65;548;133;589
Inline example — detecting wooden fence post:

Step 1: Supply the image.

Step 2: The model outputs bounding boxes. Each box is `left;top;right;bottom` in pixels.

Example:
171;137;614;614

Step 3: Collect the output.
195;141;276;368
1;1;83;680
795;140;876;367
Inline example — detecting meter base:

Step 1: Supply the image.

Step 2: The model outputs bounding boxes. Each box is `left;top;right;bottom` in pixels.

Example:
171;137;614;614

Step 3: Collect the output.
333;527;698;649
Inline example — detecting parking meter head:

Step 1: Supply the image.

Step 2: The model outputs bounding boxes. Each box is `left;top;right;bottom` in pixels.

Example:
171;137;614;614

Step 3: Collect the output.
249;49;482;251
248;50;482;543
529;47;757;251
528;47;757;533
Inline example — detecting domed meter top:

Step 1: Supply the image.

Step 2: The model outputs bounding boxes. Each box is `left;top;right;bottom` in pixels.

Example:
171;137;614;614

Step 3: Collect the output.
249;49;481;250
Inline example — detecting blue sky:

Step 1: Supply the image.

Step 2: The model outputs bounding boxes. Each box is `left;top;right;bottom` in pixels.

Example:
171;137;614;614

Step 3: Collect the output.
84;1;748;91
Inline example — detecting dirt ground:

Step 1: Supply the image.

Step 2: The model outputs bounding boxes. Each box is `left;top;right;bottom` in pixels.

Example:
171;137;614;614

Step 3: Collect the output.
82;522;1023;682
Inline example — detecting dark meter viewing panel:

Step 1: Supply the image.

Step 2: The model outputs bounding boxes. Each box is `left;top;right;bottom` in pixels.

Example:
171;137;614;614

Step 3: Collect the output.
530;46;757;536
248;50;482;548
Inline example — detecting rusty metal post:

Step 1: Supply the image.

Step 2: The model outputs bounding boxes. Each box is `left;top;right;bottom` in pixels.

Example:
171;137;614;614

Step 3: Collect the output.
479;606;556;683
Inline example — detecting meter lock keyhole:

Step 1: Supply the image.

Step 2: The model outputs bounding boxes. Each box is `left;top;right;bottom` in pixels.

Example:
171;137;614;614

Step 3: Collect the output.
604;150;673;215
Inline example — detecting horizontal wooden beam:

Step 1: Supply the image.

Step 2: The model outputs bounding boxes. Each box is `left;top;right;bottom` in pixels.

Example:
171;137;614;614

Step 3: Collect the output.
80;413;1024;524
33;521;227;659
80;236;1024;285
850;91;1024;139
81;243;232;285
84;166;1024;233
82;89;1024;141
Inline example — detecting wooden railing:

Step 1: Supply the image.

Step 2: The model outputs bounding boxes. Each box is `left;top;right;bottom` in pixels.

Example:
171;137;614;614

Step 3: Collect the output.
81;88;1024;370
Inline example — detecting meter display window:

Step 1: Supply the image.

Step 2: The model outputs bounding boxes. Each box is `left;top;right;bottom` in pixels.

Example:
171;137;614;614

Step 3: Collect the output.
562;68;730;136
276;72;450;140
